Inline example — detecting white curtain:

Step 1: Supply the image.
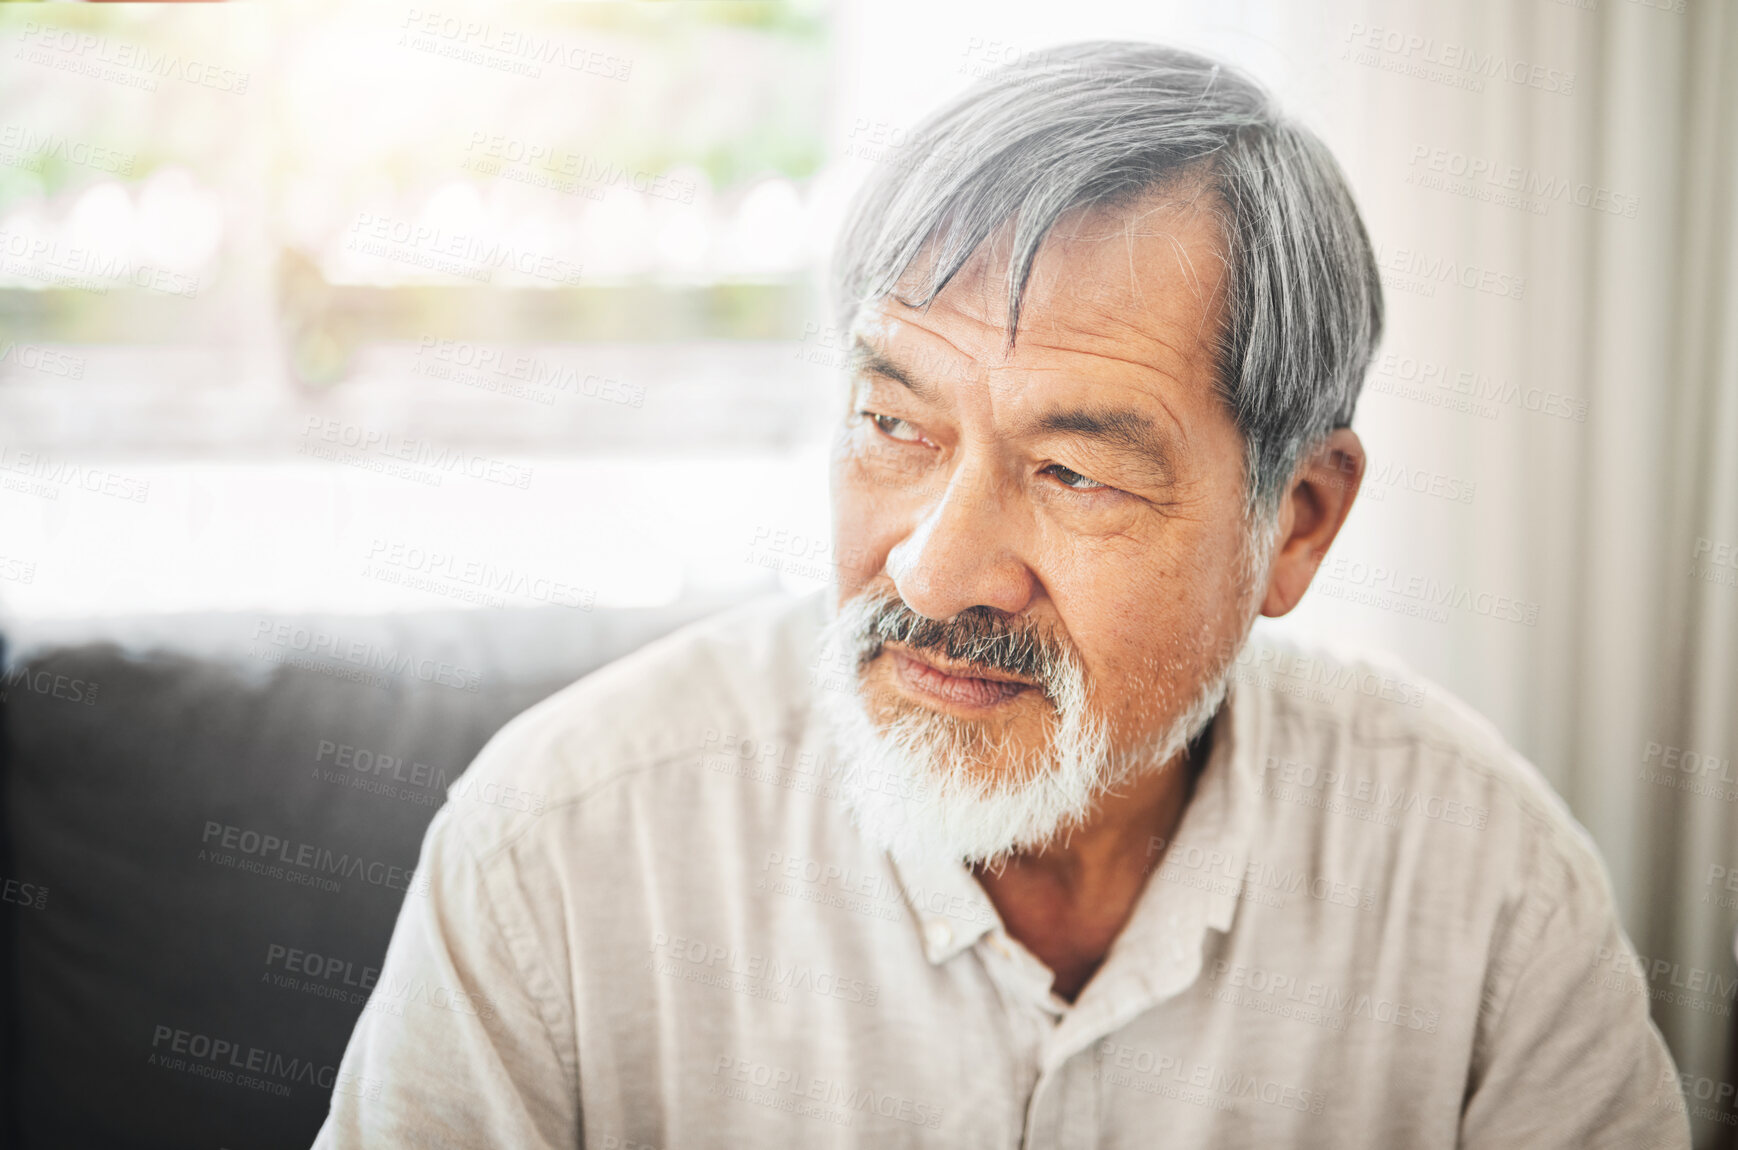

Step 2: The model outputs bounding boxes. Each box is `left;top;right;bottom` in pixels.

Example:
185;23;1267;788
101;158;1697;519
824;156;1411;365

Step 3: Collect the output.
1302;6;1738;1144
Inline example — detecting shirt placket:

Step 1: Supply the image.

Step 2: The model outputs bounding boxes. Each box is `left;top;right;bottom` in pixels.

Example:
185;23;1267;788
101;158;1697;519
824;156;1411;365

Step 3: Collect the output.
1018;691;1258;1148
886;682;1260;1149
1017;917;1201;1149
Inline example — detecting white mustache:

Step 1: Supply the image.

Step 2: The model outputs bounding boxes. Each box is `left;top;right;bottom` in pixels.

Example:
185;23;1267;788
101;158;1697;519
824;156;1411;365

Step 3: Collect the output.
843;585;1083;707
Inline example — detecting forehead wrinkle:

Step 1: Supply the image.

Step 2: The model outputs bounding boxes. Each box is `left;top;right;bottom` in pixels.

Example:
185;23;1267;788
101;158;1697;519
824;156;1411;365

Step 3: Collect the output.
1019;262;1211;380
1025;306;1200;373
884;215;1220;453
846;336;935;403
1003;339;1196;449
852;304;995;397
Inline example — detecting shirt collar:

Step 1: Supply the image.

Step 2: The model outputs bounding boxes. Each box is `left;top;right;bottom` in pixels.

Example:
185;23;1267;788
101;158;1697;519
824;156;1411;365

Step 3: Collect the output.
889;843;1001;964
1102;669;1260;983
886;666;1264;984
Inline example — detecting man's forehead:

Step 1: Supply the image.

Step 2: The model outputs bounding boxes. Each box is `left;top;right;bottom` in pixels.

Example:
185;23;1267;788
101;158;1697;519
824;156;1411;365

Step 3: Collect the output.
868;192;1228;384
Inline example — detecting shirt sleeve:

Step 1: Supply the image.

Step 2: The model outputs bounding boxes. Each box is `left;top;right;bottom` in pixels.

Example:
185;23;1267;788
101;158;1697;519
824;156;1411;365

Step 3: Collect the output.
1458;830;1691;1150
311;804;579;1148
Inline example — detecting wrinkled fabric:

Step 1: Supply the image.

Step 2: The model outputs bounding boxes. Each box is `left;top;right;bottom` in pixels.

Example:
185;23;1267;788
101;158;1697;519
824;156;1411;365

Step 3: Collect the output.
314;590;1690;1149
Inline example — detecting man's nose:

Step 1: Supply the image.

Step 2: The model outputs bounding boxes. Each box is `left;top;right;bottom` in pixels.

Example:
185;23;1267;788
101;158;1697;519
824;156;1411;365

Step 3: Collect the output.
886;462;1036;621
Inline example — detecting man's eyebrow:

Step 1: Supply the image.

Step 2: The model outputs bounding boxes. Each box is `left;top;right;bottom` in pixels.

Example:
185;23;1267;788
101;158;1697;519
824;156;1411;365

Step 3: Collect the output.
1022;406;1179;484
846;337;941;403
846;334;1180;484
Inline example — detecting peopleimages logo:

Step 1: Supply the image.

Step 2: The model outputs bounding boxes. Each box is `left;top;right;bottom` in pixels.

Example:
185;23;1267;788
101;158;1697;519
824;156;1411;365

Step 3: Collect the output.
398;9;633;81
1405;144;1639;218
1146;836;1380;913
648;931;881;1007
1204;960;1441;1033
411;337;646;408
15;21;251;94
266;942;379;994
1095;1041;1328;1115
708;1054;944;1129
0;230;199;296
299;417;534;489
0;664;99;706
364;537;595;609
149;1024;333;1098
0;446;150;501
249;619;483;692
462;133;694;204
1370;241;1524;301
0;340;85;378
346;212;583;286
2;877;48;911
0;124;136;175
1218;640;1429;709
1259;755;1489;830
1317;557;1542;627
1344;22;1576;94
200;821;426;895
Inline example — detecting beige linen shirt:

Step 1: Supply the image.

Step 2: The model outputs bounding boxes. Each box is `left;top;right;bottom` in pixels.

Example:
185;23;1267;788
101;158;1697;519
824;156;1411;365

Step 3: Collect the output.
313;589;1690;1149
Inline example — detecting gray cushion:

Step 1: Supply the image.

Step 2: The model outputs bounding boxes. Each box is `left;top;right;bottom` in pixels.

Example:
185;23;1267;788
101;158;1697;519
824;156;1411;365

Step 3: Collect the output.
0;597;746;1150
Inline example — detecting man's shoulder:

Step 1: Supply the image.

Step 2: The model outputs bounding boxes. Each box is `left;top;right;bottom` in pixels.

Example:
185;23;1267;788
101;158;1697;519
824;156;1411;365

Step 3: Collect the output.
440;589;830;856
1239;627;1601;880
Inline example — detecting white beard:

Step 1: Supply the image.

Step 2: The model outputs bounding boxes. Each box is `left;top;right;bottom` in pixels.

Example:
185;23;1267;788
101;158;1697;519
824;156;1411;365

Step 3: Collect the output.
814;588;1241;870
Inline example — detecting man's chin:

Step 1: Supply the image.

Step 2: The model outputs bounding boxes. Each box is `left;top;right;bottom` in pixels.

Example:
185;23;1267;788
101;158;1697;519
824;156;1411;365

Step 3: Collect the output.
859;688;1048;796
819;668;1114;868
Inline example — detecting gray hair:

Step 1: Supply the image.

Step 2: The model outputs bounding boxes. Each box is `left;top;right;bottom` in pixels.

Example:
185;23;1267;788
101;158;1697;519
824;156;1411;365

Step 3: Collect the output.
831;41;1384;521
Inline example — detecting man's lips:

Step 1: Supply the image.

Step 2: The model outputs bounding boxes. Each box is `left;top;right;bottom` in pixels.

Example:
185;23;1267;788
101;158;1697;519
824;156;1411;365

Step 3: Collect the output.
884;645;1037;709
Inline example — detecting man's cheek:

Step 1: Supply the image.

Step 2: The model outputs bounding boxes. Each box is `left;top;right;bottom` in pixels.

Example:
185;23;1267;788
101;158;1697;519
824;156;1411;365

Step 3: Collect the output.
1063;565;1231;706
830;474;918;589
830;541;877;599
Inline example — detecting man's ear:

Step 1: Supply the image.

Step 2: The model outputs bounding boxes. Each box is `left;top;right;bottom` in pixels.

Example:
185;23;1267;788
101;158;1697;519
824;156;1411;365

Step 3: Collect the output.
1260;428;1365;618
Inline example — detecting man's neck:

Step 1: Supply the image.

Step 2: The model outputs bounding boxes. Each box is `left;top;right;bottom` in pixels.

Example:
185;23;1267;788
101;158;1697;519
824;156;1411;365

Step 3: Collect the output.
969;729;1207;1003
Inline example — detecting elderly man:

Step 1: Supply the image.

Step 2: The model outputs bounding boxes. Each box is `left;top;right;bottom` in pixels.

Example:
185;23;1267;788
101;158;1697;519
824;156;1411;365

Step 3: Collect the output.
315;42;1690;1148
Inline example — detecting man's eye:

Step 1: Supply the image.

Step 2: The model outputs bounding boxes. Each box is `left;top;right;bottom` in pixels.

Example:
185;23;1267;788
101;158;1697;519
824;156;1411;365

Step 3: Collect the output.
858;411;924;443
1042;463;1110;492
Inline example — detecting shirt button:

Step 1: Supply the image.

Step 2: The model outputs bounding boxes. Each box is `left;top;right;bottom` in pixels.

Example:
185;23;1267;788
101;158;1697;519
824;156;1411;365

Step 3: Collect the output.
926;920;954;951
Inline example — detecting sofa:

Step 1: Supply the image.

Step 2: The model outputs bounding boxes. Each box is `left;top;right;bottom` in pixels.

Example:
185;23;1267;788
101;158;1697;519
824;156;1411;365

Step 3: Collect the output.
0;593;753;1149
